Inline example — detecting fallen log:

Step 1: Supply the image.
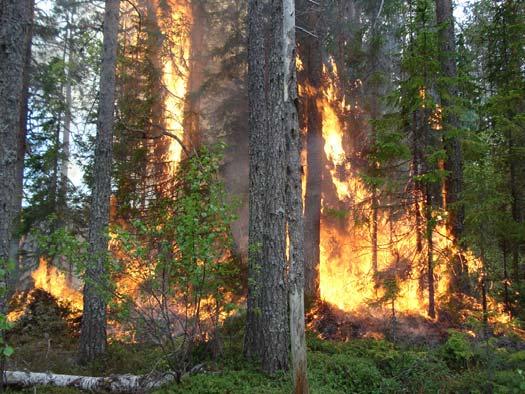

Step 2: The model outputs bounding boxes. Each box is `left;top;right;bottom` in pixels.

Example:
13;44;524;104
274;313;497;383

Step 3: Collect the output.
4;370;177;392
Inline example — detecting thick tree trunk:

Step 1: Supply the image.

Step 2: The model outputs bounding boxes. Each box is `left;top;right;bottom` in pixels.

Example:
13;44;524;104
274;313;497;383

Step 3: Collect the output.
244;0;267;362
298;0;323;306
508;130;525;284
284;0;308;392
259;0;289;374
79;0;120;364
0;0;35;310
245;0;291;375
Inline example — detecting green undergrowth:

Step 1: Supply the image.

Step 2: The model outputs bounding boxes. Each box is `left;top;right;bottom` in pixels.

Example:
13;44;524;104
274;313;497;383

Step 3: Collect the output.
8;332;525;393
6;295;525;393
154;332;525;394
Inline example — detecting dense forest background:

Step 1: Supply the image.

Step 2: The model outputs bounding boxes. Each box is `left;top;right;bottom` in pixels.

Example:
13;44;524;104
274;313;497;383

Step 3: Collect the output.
0;0;524;392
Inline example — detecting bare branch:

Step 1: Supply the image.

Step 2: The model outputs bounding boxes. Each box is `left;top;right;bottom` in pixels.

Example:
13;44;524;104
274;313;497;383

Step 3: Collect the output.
296;25;318;39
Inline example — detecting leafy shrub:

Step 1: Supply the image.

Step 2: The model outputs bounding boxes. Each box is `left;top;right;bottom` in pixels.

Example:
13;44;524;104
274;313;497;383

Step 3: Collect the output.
441;330;474;369
111;146;240;375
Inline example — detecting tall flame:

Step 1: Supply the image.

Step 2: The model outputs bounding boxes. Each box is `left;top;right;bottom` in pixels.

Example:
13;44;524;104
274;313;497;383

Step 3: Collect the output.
313;60;474;317
160;0;192;173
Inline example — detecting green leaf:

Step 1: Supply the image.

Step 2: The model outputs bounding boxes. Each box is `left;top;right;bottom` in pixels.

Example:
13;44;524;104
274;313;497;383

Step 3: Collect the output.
3;346;14;357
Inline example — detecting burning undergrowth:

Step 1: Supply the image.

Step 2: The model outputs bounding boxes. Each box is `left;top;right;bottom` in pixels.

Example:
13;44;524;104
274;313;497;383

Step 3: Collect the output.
306;299;519;346
8;289;80;343
307;301;448;345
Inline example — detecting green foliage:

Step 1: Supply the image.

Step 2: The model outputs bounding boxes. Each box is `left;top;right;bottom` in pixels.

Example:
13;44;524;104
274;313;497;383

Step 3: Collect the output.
0;259;16;361
440;330;475;370
35;222;89;274
112;146;239;371
25;1;101;229
153;333;525;393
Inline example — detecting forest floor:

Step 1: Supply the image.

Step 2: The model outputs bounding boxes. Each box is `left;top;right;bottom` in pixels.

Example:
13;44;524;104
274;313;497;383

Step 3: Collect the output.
6;291;525;393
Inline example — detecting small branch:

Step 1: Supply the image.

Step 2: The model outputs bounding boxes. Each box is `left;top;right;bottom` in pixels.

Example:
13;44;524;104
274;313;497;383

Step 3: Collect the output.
296;25;318;39
372;0;385;31
120;123;192;157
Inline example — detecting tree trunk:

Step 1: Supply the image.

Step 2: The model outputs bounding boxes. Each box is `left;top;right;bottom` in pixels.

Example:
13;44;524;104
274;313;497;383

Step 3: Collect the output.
298;0;323;306
79;0;120;364
184;0;206;150
436;0;464;239
436;0;469;297
426;192;436;319
4;370;177;392
259;0;289;374
502;240;511;314
413;104;439;319
284;0;309;391
59;8;75;213
244;0;291;375
0;0;35;310
244;0;267;363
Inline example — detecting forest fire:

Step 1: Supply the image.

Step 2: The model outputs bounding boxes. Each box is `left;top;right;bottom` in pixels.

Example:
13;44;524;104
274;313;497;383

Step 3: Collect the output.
8;0;193;332
312;61;478;318
160;0;192;172
8;258;82;322
3;0;525;391
13;0;501;330
30;258;83;312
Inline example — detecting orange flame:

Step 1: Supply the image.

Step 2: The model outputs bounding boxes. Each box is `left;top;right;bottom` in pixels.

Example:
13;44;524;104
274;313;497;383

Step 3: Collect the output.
312;59;475;317
160;0;192;173
7;258;83;322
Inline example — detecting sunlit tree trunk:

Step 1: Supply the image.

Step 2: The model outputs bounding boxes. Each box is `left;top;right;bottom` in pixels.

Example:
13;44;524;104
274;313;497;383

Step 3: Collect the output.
79;0;120;364
284;0;308;391
0;0;35;310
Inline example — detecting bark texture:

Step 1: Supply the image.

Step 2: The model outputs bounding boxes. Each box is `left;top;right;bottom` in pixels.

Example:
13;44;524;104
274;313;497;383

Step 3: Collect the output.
244;0;267;362
284;0;309;391
0;0;35;309
259;0;289;374
79;0;120;364
245;0;292;375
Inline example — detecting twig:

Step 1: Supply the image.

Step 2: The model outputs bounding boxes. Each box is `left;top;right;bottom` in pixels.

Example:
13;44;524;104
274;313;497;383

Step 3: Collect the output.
296;25;318;39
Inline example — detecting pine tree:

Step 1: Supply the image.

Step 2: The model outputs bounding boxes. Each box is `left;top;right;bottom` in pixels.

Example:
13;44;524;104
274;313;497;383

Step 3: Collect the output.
0;0;35;307
79;0;120;364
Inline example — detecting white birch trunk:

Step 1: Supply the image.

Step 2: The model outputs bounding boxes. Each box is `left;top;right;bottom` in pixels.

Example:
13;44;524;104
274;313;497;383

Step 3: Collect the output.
4;370;177;392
